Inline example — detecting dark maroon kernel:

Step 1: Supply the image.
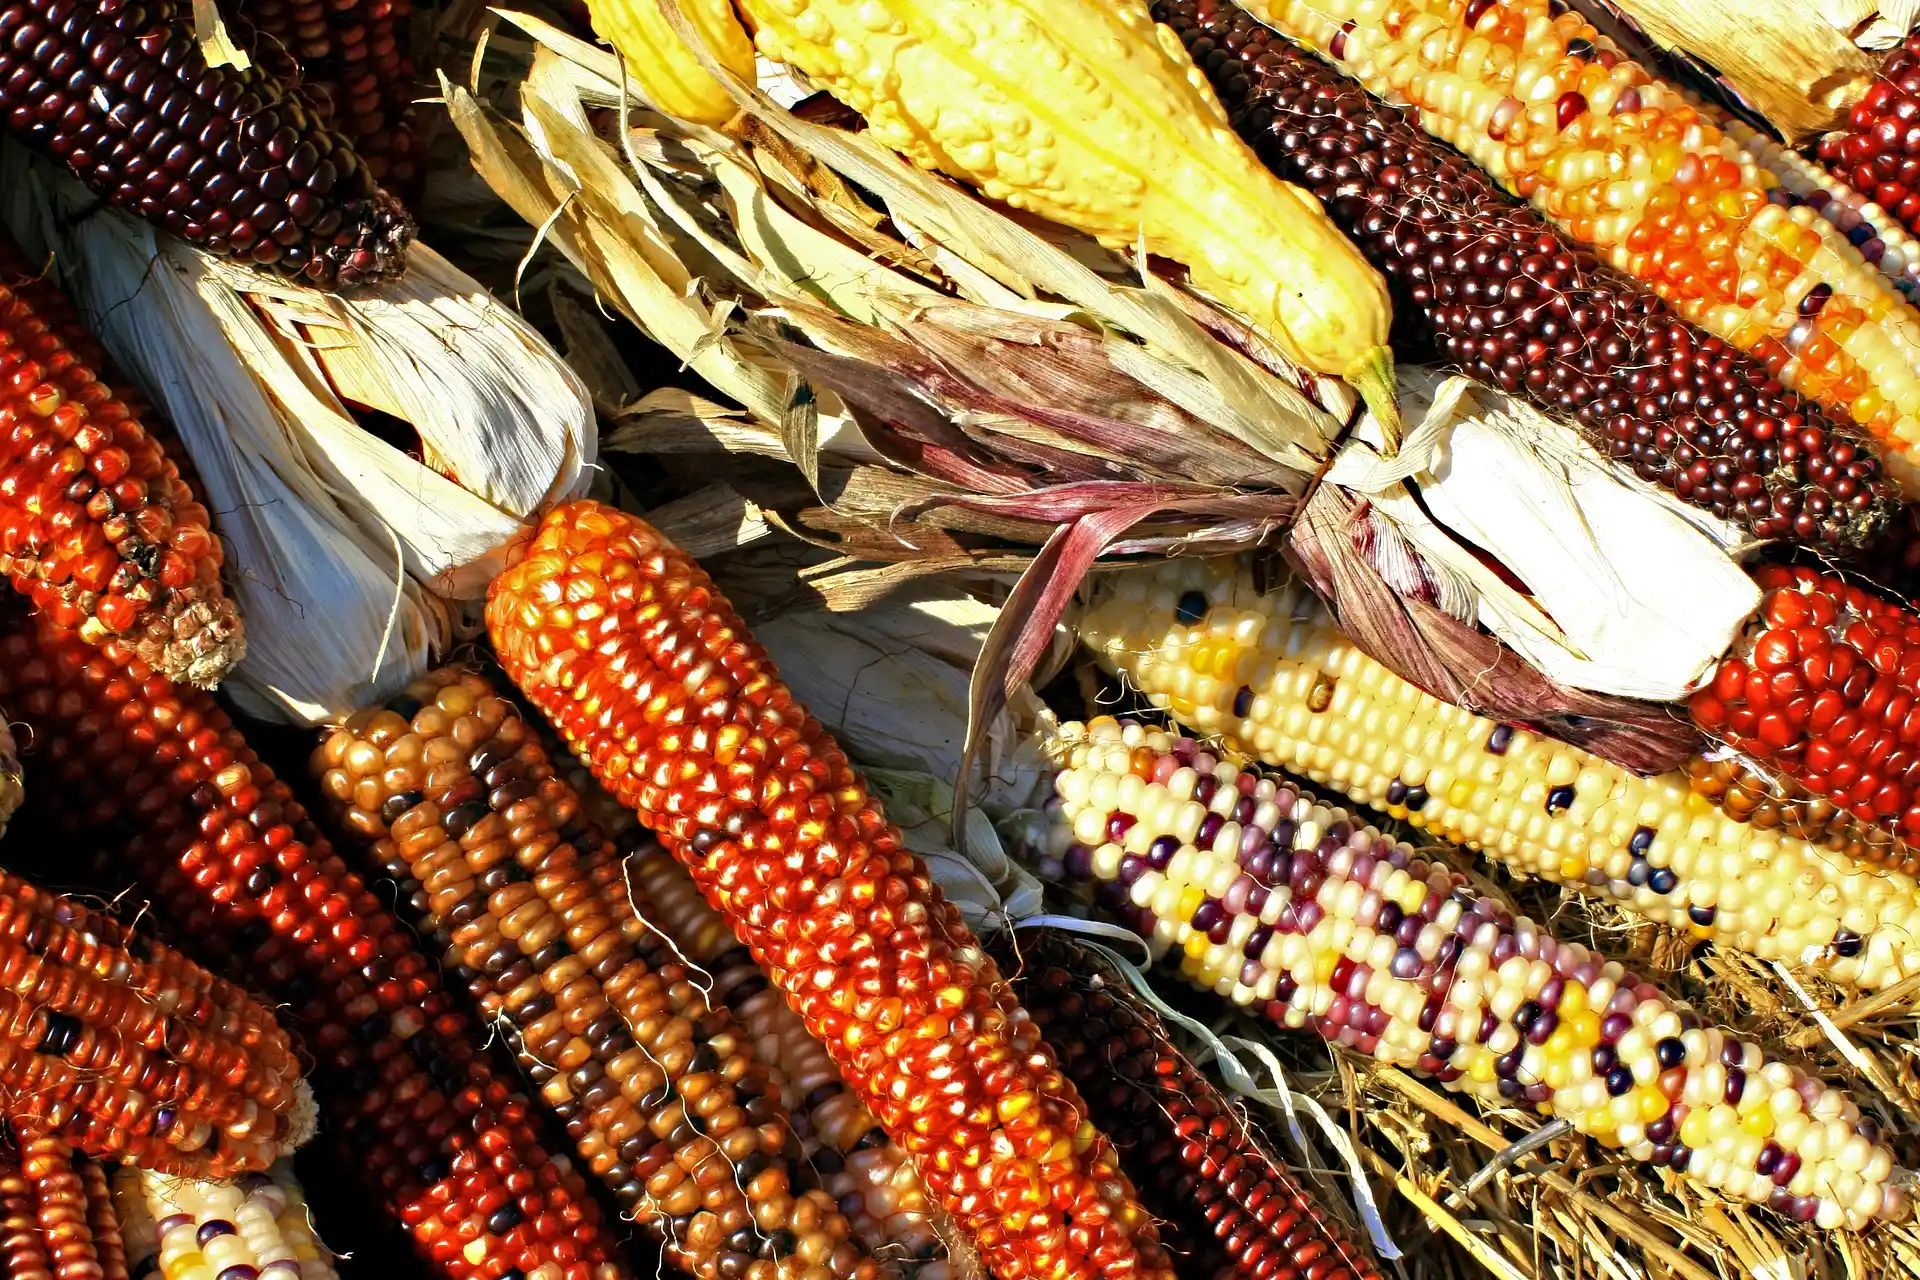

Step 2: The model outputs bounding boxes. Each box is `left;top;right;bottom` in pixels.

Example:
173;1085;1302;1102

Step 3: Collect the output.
1232;684;1254;716
1486;724;1513;754
1152;0;1898;552
1545;784;1575;814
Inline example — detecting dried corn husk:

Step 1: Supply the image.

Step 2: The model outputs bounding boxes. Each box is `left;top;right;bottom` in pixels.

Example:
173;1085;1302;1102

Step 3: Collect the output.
1;145;593;722
1573;0;1910;142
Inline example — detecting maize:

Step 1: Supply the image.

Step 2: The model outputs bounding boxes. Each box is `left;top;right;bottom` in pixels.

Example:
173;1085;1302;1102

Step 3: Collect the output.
582;0;757;125
116;1162;340;1280
0;863;305;1179
1027;717;1910;1230
2;1132;132;1280
624;846;955;1275
1078;556;1920;989
1161;0;1899;547
0;617;624;1280
732;0;1400;415
1818;35;1920;241
489;500;1174;1280
1;0;412;286
1008;930;1385;1280
1237;0;1920;482
0;233;240;687
316;668;888;1280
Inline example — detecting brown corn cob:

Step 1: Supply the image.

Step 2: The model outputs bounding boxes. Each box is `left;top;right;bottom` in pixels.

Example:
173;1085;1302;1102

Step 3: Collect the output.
0;1132;132;1280
73;1159;125;1280
0;862;305;1179
0;233;241;687
624;846;958;1277
1005;933;1385;1280
0;616;625;1280
0;0;412;286
488;500;1174;1280
20;1131;102;1280
316;667;888;1280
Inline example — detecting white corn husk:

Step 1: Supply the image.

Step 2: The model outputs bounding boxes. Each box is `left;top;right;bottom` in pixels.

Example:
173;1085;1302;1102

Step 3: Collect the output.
1329;370;1759;702
0;145;593;723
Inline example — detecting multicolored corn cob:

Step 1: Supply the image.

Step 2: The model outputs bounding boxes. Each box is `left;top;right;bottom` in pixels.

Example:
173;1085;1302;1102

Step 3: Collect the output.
1078;557;1920;990
0;0;412;286
1025;718;1910;1230
624;846;957;1277
233;0;422;197
1818;35;1920;240
2;1133;132;1280
1238;0;1920;488
1157;0;1898;548
113;1161;340;1280
316;668;889;1280
1687;565;1920;858
0;617;625;1280
0;233;240;686
488;500;1175;1280
0;863;305;1178
1007;930;1385;1280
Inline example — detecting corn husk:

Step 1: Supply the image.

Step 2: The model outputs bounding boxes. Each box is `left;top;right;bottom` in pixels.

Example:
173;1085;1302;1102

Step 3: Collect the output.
1573;0;1910;142
0;145;593;723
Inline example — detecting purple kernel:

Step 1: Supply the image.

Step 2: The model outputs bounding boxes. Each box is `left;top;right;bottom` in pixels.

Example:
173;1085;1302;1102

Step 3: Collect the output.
1059;843;1093;881
1591;1045;1618;1074
1600;1012;1632;1042
1537;976;1564;1010
1107;812;1136;842
1525;1011;1559;1046
1646;1114;1675;1145
1244;925;1273;960
1146;835;1178;871
1725;1067;1746;1105
1245;884;1270;917
1192;775;1217;806
1196;813;1224;849
1190;899;1224;933
1605;1066;1634;1096
1390;948;1423;980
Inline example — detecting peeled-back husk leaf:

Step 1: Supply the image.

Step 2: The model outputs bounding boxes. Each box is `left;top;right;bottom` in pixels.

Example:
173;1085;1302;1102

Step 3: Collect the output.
0;145;591;721
1328;372;1759;702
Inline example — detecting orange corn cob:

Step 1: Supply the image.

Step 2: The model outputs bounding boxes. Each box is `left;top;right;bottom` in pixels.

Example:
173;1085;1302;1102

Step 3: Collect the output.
74;1159;126;1280
624;847;958;1276
488;500;1173;1280
316;668;889;1280
0;863;305;1179
1241;0;1920;490
0;233;241;686
0;1133;132;1280
0;617;625;1280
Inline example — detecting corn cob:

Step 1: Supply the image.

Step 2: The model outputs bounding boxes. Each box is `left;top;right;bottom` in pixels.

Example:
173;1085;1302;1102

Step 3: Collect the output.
1078;556;1920;990
0;233;241;687
489;500;1174;1280
0;863;306;1179
18;1131;105;1280
624;846;956;1277
1818;36;1920;241
74;1158;127;1280
1158;0;1898;550
316;667;888;1280
1236;0;1920;483
1007;931;1385;1280
0;617;624;1280
1;0;412;287
1683;752;1920;878
115;1162;341;1280
732;0;1400;419
231;0;422;196
580;0;756;126
1028;717;1911;1230
2;1133;134;1280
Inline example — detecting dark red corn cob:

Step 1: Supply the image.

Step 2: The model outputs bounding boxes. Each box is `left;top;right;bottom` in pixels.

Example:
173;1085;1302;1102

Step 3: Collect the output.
0;615;626;1280
0;232;241;687
0;0;412;286
1157;0;1899;552
230;0;422;198
488;500;1175;1280
1005;933;1383;1280
1818;35;1920;239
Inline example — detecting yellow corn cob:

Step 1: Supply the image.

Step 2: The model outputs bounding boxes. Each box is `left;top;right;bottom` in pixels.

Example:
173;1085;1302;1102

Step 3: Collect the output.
585;0;757;125
732;0;1399;414
1237;0;1920;476
1077;556;1920;990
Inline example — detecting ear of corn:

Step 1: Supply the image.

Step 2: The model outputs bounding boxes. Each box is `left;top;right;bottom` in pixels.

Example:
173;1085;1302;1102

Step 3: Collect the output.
0;862;306;1179
489;500;1174;1280
1025;718;1910;1230
5;0;412;286
0;234;241;687
624;846;958;1276
1007;930;1386;1280
1157;0;1898;550
3;1135;133;1280
316;668;889;1280
0;618;624;1280
1078;556;1920;990
1235;0;1920;483
731;0;1399;412
114;1161;341;1280
1818;36;1920;242
583;0;757;125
